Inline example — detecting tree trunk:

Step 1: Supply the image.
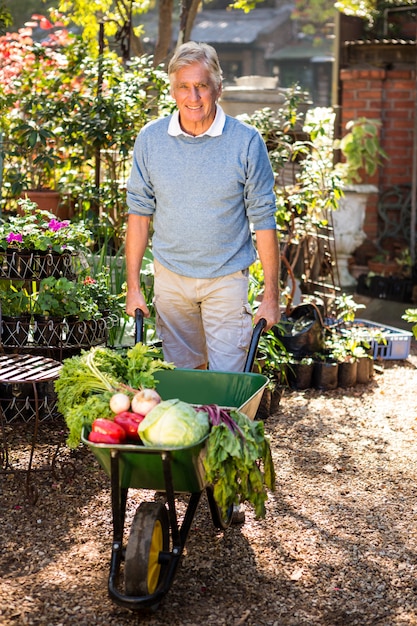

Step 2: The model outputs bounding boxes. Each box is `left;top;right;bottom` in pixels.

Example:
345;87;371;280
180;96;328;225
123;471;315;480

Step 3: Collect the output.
177;0;201;47
154;0;173;67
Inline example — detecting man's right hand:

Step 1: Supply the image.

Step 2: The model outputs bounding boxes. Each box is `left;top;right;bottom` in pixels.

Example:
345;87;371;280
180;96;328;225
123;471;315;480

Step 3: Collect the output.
125;289;150;318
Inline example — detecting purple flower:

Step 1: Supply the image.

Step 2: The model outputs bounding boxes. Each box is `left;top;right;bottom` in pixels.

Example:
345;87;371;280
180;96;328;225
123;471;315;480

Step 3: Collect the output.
48;219;70;232
6;233;23;243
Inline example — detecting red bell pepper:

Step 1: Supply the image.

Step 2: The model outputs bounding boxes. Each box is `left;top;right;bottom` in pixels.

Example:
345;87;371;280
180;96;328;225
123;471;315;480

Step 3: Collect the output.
88;430;123;445
114;411;144;441
90;418;126;443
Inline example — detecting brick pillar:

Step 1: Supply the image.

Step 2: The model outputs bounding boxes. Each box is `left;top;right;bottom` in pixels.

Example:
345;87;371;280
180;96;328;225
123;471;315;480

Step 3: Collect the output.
340;67;416;243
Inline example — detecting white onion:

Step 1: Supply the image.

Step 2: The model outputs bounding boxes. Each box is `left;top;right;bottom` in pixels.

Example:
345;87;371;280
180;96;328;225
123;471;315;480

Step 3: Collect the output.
131;388;161;416
109;392;131;414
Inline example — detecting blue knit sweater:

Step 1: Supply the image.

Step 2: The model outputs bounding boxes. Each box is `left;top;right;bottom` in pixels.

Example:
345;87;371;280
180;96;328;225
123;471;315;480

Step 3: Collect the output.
126;113;276;279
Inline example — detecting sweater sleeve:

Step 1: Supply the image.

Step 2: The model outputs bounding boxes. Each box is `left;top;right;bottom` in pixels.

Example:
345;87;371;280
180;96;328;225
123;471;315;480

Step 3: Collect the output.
126;132;156;217
244;130;277;231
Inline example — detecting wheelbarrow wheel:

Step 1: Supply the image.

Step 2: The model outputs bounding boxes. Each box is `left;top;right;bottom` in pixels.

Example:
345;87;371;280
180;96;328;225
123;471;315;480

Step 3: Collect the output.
206;485;233;530
124;502;169;597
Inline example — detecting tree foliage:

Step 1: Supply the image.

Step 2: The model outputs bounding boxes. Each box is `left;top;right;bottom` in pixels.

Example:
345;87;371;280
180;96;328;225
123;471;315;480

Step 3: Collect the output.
334;0;417;26
293;0;336;38
0;1;12;35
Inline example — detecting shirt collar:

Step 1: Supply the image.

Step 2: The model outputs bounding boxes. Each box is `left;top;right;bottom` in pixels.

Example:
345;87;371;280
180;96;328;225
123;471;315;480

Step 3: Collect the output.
168;104;226;137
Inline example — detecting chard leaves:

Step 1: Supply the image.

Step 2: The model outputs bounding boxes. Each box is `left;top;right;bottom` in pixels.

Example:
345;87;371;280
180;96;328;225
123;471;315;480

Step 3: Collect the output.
203;409;276;519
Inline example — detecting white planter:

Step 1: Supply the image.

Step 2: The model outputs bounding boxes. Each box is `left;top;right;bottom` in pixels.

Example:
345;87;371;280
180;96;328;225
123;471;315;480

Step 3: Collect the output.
332;185;377;287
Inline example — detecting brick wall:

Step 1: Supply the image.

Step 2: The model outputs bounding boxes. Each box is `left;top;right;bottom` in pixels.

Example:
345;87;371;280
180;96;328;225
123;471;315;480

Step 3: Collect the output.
340;67;416;242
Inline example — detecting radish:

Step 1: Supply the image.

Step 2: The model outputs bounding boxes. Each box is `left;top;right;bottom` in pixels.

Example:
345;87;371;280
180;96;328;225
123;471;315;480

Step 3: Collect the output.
109;392;131;414
131;388;161;416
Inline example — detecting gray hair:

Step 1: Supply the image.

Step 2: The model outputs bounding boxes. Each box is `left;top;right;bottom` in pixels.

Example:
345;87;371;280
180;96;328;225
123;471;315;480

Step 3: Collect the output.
168;42;223;89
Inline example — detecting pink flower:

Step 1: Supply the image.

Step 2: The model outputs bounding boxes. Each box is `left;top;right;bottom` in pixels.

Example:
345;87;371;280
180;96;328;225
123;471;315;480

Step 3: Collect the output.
6;232;23;243
48;218;69;232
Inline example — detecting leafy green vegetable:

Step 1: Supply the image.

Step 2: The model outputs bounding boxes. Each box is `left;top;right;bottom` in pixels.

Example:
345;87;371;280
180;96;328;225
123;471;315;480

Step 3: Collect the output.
55;344;174;448
138;399;210;447
65;393;112;448
125;343;174;389
203;410;276;519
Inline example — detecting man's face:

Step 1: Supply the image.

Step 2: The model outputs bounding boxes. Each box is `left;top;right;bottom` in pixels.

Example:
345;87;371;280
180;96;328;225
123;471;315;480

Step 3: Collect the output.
170;62;222;136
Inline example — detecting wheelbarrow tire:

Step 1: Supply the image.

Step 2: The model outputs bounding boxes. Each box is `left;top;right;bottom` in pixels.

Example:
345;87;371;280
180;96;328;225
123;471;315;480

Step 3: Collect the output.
206;485;233;530
124;502;169;597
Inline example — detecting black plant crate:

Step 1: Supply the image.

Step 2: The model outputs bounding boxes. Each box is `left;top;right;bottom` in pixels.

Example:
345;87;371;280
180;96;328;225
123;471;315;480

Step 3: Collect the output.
357;274;413;303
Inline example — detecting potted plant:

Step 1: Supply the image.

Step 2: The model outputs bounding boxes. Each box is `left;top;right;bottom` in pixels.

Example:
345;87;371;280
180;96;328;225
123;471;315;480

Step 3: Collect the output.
32;275;99;347
78;269;125;319
0;17;77;216
254;330;289;418
32;276;98;320
0;279;32;346
329;335;361;387
0;199;93;280
311;349;339;390
287;355;314;390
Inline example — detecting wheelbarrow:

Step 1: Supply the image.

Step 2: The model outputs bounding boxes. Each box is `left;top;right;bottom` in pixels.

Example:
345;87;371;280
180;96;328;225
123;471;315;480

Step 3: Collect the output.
81;314;268;612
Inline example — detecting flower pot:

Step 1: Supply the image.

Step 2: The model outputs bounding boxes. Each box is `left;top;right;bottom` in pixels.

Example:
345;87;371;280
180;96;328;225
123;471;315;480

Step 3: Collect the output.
312;361;339;390
32;251;75;279
338;360;358;388
64;316;96;347
21;189;61;214
2;249;35;279
255;387;271;421
356;356;371;384
273;303;324;357
1;314;31;347
270;385;283;414
288;362;314;390
94;315;109;344
33;314;63;347
367;260;400;276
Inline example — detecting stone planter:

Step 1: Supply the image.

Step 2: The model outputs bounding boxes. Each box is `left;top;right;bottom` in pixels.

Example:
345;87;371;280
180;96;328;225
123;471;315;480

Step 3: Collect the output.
332;185;377;287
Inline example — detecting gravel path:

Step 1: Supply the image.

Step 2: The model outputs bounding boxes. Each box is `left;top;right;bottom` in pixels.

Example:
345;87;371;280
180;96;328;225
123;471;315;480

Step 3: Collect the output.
1;342;417;625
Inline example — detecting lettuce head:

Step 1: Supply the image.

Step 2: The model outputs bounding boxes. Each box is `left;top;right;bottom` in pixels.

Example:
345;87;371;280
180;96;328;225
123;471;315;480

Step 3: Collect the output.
138;399;209;447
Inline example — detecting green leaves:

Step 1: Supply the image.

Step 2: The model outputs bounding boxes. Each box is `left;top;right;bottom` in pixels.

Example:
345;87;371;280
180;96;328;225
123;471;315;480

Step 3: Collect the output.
203;410;276;520
55;343;173;448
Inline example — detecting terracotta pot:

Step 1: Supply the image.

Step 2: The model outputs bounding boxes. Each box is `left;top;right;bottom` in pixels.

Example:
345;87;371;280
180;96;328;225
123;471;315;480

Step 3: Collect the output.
367;260;400;276
20;190;74;219
21;189;61;213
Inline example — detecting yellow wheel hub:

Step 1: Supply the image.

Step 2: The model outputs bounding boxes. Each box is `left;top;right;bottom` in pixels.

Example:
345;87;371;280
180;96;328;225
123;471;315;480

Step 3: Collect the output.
147;520;163;594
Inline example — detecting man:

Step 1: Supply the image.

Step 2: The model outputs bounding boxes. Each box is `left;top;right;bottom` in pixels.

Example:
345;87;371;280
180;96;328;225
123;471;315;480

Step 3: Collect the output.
125;41;280;372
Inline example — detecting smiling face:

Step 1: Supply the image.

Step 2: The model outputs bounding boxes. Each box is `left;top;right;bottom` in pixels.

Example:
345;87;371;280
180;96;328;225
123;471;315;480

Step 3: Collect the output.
170;62;222;137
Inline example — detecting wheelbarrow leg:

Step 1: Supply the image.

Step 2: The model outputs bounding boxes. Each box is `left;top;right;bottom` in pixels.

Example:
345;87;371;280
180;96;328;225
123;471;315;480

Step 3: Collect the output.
161;452;201;548
109;451;128;592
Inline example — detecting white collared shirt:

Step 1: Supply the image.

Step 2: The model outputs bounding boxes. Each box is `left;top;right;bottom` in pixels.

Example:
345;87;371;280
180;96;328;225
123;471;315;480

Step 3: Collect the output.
168;104;226;137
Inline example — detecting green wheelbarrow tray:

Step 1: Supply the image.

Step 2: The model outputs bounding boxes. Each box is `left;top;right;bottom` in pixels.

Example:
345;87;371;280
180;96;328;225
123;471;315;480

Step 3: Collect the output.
81;427;209;492
81;368;268;492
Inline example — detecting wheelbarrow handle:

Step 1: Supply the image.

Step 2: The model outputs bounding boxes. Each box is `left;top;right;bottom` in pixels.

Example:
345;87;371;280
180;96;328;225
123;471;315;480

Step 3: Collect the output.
244;318;267;373
135;308;144;344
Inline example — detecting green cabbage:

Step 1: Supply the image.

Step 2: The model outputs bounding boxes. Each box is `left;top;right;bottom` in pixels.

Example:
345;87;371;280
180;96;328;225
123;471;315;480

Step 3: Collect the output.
138;399;210;447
